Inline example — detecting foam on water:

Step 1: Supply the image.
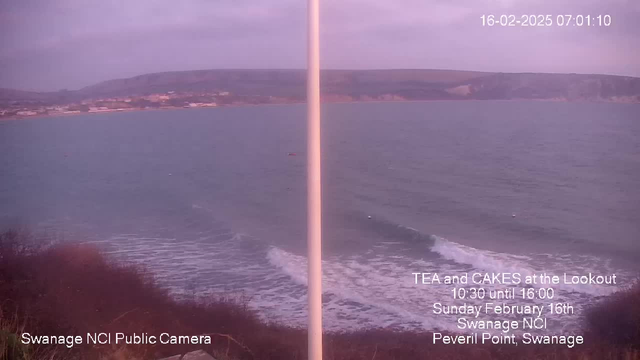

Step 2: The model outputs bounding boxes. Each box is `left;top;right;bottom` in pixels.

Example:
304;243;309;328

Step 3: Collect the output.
88;221;626;334
431;235;619;296
266;246;458;331
91;231;443;331
264;230;627;333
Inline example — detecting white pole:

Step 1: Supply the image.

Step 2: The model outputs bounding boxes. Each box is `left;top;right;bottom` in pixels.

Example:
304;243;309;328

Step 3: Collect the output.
307;0;322;358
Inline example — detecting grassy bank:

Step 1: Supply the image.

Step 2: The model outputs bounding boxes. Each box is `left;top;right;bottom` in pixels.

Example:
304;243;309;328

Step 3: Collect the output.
1;230;638;360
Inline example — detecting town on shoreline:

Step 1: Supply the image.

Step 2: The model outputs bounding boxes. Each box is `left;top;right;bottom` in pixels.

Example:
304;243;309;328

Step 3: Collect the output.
3;90;639;122
0;90;259;120
3;69;639;121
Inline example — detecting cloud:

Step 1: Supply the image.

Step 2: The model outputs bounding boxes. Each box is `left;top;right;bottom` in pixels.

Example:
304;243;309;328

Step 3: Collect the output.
0;0;638;91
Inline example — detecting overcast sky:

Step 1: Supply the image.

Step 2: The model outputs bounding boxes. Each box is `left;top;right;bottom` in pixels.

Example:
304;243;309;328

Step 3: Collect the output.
1;0;638;91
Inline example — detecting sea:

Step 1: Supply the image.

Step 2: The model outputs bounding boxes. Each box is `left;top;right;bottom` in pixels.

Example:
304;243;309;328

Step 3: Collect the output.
1;101;639;334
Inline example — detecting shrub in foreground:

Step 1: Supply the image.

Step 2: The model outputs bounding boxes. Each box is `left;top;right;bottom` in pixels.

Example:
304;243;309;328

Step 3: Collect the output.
585;279;640;349
1;230;639;360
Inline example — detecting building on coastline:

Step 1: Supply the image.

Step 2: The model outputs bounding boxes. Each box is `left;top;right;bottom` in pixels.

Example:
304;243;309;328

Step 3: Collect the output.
16;110;38;116
188;103;217;108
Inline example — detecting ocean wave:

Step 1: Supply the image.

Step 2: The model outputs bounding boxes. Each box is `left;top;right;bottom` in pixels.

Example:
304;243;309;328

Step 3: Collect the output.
266;246;458;331
93;217;622;333
430;235;618;296
359;214;620;297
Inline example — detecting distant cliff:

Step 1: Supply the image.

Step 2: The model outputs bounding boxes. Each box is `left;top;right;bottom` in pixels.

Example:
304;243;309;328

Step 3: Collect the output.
2;69;639;105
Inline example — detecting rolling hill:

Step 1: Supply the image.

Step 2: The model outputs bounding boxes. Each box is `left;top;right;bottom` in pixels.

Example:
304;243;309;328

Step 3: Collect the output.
2;69;639;105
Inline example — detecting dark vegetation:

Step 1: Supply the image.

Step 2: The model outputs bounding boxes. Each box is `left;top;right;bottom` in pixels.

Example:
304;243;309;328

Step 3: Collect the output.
584;279;640;349
1;230;639;360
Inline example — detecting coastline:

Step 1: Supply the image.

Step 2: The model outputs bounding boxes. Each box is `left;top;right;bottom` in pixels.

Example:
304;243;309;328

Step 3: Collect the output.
2;97;638;123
